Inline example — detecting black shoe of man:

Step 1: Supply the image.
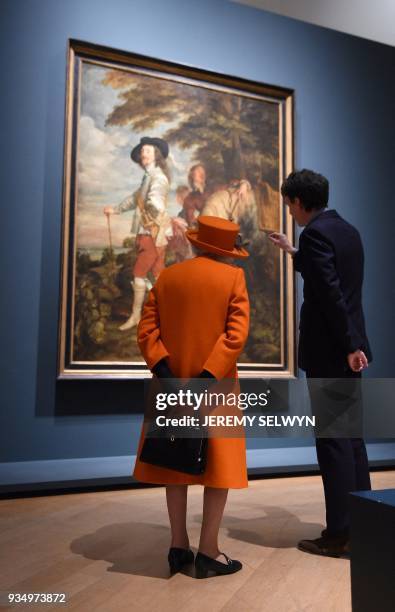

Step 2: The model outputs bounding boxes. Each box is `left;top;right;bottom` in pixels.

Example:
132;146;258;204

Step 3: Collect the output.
298;534;350;558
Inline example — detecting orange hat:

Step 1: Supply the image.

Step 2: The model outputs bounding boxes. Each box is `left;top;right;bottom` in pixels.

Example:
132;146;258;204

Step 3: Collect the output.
186;216;249;259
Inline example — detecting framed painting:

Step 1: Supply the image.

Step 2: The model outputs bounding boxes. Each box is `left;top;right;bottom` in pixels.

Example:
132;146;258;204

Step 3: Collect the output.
57;39;295;379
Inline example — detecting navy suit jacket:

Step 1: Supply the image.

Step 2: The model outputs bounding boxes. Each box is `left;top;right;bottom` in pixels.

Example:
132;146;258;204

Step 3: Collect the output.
293;209;372;373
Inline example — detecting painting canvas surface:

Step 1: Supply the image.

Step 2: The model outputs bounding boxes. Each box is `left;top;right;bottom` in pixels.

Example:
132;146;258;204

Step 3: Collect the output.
59;42;294;377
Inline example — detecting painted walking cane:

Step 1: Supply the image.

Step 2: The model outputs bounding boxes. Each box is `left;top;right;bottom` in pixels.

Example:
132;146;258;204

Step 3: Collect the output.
105;211;115;277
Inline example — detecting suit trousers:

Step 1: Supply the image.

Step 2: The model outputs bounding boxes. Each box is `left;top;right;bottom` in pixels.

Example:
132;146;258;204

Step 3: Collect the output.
306;366;371;538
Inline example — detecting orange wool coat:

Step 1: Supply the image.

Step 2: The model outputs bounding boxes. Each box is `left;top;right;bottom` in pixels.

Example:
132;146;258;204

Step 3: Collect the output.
132;254;250;488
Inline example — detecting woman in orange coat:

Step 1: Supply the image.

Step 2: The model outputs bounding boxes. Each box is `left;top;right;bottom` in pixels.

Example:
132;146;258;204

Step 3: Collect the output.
133;216;250;578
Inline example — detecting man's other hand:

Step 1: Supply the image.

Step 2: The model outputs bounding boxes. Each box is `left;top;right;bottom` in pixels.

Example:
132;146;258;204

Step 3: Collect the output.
268;232;297;255
347;349;368;372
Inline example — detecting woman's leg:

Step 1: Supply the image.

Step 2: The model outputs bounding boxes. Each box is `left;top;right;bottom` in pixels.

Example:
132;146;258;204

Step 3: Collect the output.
198;486;228;558
166;484;189;549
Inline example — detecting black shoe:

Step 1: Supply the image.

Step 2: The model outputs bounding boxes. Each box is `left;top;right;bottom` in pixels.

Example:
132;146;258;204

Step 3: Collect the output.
195;551;242;578
298;535;349;558
168;547;194;575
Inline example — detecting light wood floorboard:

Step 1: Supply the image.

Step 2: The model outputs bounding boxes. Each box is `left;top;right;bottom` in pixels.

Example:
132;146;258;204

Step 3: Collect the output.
0;471;393;611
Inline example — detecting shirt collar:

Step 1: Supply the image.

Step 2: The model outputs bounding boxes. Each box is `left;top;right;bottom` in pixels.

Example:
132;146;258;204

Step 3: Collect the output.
144;162;156;174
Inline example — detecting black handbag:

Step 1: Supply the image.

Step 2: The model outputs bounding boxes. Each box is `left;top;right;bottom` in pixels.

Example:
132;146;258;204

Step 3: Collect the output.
139;423;208;475
140;365;213;475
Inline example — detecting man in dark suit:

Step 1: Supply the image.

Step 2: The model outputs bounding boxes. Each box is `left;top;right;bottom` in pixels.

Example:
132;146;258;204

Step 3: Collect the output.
270;169;372;557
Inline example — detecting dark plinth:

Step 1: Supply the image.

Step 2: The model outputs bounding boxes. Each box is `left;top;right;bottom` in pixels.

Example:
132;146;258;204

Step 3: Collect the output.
350;489;395;612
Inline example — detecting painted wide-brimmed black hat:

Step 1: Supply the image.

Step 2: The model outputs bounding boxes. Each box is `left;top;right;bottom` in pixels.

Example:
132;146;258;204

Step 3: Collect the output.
131;137;169;163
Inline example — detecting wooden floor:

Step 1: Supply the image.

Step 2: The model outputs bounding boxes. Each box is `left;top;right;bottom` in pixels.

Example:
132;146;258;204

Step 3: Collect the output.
0;471;393;612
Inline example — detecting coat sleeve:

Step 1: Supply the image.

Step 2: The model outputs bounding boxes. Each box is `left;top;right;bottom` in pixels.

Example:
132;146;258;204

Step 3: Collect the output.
292;249;303;272
114;192;137;213
299;228;362;355
202;267;250;379
137;287;170;370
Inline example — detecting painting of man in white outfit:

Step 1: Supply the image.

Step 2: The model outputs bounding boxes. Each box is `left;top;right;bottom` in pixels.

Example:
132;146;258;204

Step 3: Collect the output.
104;137;172;330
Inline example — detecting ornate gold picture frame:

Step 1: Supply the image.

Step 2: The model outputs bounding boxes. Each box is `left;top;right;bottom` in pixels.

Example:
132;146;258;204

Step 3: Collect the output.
58;39;295;379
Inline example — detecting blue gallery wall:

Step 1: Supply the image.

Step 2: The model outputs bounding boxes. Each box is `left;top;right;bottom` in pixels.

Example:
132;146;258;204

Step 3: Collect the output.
1;0;394;484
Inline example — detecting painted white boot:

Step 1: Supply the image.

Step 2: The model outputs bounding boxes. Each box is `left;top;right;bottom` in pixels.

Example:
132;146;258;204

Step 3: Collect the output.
119;278;146;331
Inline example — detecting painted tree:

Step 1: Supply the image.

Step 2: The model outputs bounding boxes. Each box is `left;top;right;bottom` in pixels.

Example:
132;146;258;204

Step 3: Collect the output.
103;70;278;187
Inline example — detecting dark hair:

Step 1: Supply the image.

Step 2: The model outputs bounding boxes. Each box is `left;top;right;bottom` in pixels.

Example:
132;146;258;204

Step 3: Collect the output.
281;169;329;211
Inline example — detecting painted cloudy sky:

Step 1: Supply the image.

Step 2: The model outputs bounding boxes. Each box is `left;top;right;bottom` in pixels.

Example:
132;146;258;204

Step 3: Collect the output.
76;62;196;248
